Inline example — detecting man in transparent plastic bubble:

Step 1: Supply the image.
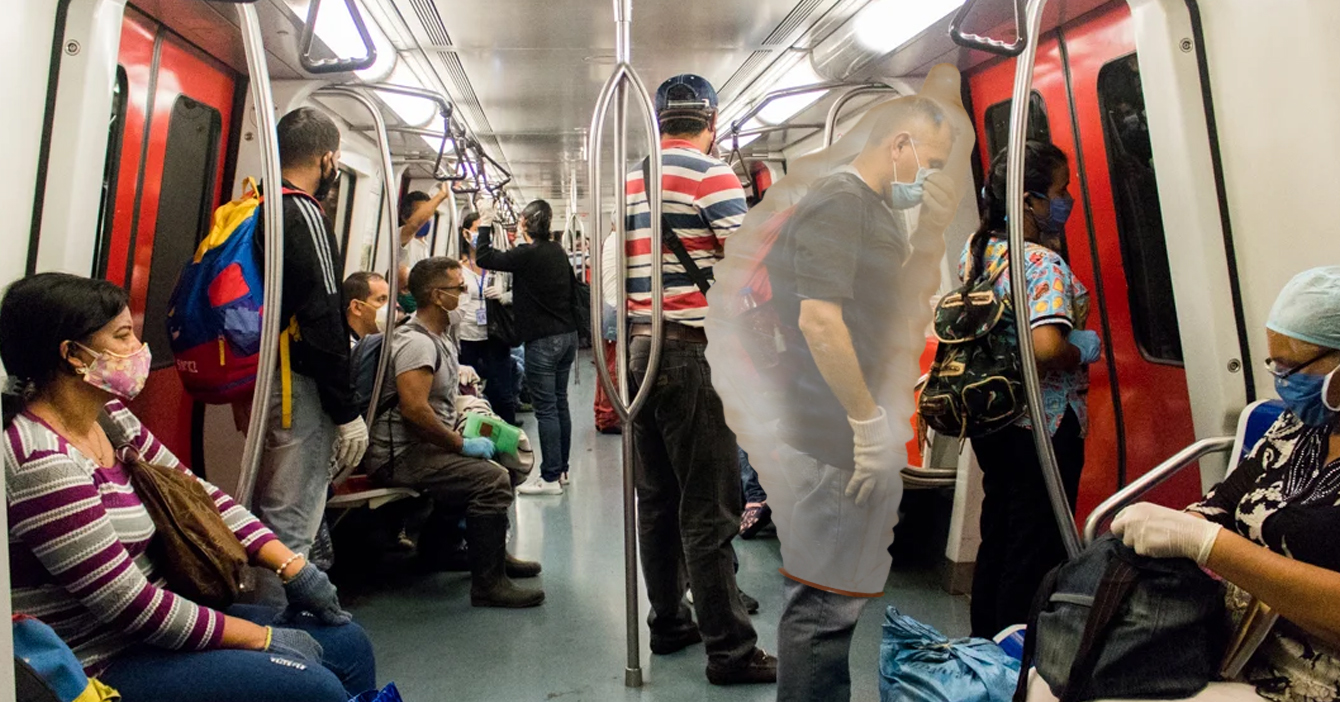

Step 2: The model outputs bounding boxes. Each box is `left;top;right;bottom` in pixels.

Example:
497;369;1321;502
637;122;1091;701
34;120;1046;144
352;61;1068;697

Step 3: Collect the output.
706;64;975;700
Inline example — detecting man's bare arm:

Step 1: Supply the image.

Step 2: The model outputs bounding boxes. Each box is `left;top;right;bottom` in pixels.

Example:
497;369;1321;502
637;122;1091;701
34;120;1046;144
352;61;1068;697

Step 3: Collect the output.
798;298;878;421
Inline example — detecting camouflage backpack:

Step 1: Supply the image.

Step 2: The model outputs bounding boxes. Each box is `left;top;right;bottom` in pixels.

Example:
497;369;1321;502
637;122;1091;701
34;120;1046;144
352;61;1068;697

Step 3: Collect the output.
918;234;1025;439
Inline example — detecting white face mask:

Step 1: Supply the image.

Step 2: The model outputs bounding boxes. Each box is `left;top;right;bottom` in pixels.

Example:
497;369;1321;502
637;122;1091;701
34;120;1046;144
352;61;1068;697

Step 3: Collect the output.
375;313;388;334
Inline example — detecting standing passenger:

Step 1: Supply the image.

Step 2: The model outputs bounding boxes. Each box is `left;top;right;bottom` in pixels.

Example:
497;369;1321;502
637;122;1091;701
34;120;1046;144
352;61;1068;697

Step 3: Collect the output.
625;73;775;686
399;184;451;270
476;200;580;494
457;212;518;426
252;107;367;564
966;142;1100;638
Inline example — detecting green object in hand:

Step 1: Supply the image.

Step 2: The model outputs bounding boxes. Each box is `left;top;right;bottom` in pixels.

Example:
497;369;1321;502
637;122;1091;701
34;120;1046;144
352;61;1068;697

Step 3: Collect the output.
462;413;520;456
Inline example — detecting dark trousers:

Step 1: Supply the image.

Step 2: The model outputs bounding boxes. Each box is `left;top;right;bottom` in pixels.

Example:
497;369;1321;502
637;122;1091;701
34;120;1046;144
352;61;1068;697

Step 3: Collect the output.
629;336;757;668
969;409;1085;638
459;337;517;426
739;447;767;505
525;331;578;482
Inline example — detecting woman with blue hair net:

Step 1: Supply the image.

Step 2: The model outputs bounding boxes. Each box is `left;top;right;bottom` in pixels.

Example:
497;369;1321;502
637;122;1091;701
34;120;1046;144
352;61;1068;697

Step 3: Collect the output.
1038;267;1340;702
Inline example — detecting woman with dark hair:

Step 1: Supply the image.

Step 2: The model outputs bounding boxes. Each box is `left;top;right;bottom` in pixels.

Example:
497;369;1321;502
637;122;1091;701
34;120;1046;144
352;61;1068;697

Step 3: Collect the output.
1;273;375;701
456;209;518;425
477;199;580;495
964;141;1103;638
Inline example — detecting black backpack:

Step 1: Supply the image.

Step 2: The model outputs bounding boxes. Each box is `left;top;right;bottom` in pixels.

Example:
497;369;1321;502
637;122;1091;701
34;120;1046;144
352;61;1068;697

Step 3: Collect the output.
918;232;1025;438
1014;534;1228;702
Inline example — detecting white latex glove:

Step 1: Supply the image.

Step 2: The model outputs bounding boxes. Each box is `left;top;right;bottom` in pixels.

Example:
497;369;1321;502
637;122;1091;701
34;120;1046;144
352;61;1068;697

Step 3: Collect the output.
483;283;504;300
476;199;497;228
333;419;369;472
1111;502;1222;566
458;365;481;386
846;407;900;507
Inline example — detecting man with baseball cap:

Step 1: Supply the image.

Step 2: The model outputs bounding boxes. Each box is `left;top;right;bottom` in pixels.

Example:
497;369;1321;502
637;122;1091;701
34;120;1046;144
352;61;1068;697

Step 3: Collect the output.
623;74;776;686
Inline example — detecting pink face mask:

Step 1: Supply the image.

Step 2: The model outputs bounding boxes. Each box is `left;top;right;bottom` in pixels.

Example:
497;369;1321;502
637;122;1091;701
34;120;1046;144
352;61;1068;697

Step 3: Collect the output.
73;342;152;400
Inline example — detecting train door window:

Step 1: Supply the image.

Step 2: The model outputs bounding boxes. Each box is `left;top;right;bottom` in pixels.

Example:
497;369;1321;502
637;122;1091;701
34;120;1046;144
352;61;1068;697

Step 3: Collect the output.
984;91;1051;156
1097;54;1182;364
93;67;129;279
142;95;222;369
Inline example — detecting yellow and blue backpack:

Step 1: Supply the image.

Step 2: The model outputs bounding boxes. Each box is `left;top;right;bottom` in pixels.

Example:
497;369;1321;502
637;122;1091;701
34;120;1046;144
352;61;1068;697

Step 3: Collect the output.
13;615;119;702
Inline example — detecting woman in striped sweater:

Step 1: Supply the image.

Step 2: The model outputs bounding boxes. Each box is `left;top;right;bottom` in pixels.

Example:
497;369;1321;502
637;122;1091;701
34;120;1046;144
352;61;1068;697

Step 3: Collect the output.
0;273;375;701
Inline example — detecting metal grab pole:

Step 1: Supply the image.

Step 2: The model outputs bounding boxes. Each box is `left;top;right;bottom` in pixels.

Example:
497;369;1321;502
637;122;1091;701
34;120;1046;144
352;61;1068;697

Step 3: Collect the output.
588;0;664;687
314;86;401;486
1005;0;1082;559
235;3;286;508
823;85;898;147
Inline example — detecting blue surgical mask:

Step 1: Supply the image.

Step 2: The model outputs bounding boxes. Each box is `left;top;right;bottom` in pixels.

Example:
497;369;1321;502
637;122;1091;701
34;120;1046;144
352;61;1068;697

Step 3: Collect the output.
1029;191;1074;233
889;139;936;211
1276;367;1340;428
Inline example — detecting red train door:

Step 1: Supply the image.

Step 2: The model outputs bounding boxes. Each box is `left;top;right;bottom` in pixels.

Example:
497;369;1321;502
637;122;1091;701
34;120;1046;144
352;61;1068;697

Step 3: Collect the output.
99;6;239;468
966;1;1200;520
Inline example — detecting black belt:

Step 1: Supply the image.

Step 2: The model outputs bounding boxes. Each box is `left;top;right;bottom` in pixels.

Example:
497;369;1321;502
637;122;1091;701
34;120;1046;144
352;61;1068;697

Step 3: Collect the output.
630;322;706;343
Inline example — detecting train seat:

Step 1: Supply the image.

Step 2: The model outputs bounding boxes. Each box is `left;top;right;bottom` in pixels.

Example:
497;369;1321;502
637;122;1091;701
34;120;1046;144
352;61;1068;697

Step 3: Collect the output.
1021;669;1262;702
327;473;420;515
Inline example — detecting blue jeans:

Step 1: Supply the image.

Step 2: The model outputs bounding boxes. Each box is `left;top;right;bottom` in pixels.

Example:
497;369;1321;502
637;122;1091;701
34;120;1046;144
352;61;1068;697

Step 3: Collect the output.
525;331;577;482
98;604;376;702
776;578;869;702
254;370;335;556
740;447;767;504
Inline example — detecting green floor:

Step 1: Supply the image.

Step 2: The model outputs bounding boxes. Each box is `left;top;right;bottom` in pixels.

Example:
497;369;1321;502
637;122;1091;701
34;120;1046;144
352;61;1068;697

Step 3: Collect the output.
338;355;969;701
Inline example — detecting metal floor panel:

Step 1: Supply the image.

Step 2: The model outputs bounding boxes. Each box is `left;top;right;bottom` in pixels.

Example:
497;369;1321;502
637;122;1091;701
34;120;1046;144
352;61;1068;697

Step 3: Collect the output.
342;351;969;701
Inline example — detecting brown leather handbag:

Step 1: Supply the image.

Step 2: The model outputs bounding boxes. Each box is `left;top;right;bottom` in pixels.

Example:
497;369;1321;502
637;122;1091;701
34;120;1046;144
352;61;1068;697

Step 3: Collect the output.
98;414;249;610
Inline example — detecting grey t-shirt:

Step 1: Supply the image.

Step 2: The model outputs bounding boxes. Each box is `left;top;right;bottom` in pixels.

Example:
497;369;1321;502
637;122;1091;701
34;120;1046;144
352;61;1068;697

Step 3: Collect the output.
366;319;459;471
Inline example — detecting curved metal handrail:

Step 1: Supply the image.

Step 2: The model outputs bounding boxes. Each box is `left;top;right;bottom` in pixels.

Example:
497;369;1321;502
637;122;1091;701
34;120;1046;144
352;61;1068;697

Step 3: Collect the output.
234;3;286;507
1082;437;1234;546
726;80;851;136
823;85;898;147
314;86;400;486
298;0;378;74
587;0;664;686
949;0;1028;57
361;84;467;182
1003;0;1082;558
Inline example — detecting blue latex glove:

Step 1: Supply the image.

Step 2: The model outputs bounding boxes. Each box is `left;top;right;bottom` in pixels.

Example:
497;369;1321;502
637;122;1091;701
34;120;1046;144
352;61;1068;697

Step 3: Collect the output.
1068;329;1102;365
278;563;352;626
267;627;324;665
462;437;497;460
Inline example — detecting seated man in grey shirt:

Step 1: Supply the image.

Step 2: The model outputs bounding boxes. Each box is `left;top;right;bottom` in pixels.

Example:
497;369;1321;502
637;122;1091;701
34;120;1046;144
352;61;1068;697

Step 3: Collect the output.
365;256;544;609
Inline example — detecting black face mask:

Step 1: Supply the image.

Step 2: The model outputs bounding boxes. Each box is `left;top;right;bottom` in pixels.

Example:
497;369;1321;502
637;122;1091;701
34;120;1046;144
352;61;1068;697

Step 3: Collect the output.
313;159;340;201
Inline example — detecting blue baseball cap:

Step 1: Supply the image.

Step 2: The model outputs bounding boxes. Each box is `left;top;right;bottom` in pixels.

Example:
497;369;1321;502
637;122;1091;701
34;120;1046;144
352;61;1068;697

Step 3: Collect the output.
655;74;718;117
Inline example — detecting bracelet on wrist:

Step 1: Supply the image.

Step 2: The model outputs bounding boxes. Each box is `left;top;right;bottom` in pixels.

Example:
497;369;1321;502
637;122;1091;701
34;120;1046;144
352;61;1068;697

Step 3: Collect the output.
276;553;305;583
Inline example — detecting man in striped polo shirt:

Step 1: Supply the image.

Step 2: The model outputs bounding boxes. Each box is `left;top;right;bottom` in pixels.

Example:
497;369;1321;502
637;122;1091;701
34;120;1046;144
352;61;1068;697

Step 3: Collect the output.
624;74;776;686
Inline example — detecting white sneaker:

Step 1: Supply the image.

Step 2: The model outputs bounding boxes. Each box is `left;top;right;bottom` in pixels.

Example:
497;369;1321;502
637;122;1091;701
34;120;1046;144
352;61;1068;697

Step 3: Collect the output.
559;472;570;486
518;479;564;495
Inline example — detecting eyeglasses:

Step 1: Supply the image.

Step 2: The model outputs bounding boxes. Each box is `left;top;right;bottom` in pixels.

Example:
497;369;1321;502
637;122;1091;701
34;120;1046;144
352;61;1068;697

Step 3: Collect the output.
432;285;469;297
1264;350;1336;379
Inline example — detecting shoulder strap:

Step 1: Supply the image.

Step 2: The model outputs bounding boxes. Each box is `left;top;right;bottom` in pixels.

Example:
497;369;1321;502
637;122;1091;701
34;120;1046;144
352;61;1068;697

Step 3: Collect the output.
641;157;711;295
373;325;446;417
1013;564;1062;702
1056;558;1141;702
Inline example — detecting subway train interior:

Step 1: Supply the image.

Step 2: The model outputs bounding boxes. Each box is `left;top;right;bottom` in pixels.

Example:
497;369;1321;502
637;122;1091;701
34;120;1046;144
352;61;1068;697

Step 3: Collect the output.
2;0;1337;699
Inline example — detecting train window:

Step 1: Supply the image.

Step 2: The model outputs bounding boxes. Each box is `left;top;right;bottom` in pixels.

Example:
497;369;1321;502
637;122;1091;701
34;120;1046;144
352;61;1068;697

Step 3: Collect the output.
324;166;357;257
92;67;129;279
1097;54;1183;364
142;95;222;369
984;91;1051;157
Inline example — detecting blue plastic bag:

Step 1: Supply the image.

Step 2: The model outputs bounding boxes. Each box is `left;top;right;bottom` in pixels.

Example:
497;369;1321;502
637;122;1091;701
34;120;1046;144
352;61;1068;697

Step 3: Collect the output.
350;682;402;702
879;607;1021;702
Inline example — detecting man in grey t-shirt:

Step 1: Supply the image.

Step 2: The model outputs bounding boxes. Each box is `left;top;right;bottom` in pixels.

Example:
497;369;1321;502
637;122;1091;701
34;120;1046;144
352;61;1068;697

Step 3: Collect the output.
365;256;544;609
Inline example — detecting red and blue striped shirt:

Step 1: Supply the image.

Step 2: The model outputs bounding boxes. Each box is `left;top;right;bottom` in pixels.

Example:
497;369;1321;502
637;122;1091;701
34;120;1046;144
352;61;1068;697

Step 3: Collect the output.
5;401;276;672
624;139;748;328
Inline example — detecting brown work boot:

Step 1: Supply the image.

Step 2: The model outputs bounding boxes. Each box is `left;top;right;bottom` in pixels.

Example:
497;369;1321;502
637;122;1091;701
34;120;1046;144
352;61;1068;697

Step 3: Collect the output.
504;553;542;578
706;648;778;686
467;514;544;608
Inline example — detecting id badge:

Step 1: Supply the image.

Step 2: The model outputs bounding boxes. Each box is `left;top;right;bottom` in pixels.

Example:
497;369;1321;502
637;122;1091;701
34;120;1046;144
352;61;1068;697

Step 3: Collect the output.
476;307;488;325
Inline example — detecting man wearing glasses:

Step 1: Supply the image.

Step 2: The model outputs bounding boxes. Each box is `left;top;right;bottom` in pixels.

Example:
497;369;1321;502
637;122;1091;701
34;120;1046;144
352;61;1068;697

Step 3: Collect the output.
364;257;546;609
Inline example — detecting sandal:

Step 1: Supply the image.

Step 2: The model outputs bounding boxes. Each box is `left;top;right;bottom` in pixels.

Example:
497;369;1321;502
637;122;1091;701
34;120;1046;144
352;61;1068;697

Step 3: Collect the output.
739;502;772;539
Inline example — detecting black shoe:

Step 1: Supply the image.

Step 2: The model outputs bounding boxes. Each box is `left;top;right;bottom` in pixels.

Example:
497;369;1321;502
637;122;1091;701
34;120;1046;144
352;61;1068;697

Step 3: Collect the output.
707;648;777;685
739;503;772;540
739;589;759;615
598;425;622;435
649;626;703;655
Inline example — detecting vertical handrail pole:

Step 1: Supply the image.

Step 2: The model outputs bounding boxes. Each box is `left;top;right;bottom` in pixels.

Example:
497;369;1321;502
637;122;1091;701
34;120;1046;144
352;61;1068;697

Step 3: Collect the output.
315;87;401;441
1005;0;1082;558
235;3;286;507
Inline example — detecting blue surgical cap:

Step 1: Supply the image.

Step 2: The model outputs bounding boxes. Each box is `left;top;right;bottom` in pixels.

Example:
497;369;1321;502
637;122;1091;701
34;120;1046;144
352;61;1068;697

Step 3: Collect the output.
1267;266;1340;350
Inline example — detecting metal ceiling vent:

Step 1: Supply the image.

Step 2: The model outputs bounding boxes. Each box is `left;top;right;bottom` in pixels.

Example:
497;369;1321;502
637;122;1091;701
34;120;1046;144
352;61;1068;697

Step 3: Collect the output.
408;0;449;46
719;0;826;100
764;0;826;45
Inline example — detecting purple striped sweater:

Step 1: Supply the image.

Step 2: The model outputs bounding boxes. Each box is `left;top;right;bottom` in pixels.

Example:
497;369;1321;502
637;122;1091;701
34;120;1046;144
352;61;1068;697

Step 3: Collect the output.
4;401;276;672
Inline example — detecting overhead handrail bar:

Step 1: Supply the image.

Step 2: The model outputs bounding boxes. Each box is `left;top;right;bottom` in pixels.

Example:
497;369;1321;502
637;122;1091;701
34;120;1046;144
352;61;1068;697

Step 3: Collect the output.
360;84;471;182
314;86;400;484
824;85;898;147
298;0;378;74
352;125;463;180
725;80;852;136
1082;437;1234;545
234;2;287;507
725;132;757;200
949;0;1028;57
588;0;664;687
1005;0;1081;558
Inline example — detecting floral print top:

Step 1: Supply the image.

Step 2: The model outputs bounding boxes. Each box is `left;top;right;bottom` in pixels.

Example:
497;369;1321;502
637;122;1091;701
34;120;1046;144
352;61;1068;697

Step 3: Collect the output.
959;235;1092;437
